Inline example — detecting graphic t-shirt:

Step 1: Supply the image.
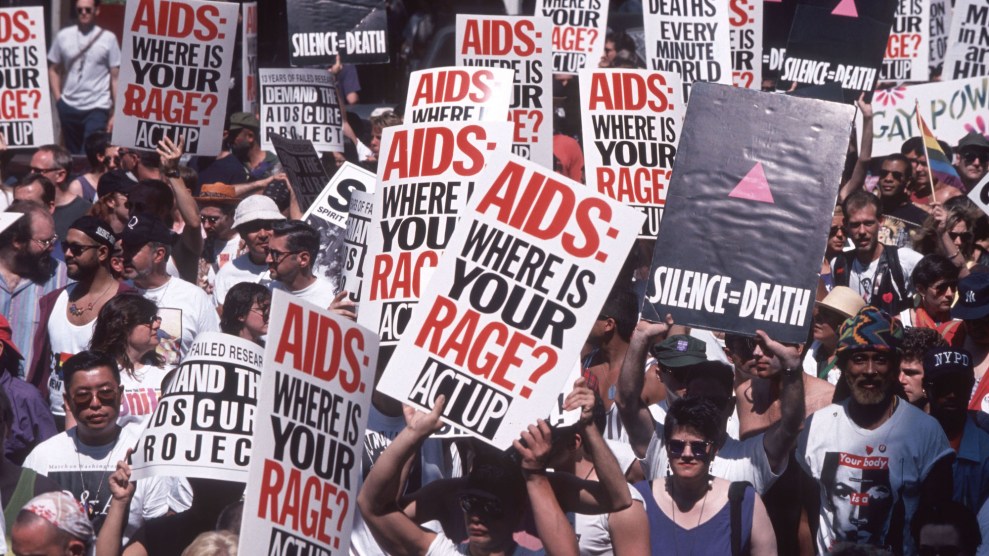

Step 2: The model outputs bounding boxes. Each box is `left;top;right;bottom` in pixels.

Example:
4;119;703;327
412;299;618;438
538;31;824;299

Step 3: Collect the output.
46;286;98;417
213;253;271;306
135;278;220;365
118;365;171;427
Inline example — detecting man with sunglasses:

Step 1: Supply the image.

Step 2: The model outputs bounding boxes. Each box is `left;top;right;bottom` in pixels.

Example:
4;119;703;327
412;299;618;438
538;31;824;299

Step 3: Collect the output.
954;132;989;193
47;0;120;154
875;154;928;248
902;136;962;205
268;220;337;307
213;195;284;313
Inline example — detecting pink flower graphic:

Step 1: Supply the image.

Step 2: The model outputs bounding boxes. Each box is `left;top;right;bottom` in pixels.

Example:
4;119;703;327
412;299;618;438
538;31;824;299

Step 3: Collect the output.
874;87;906;107
963;115;988;139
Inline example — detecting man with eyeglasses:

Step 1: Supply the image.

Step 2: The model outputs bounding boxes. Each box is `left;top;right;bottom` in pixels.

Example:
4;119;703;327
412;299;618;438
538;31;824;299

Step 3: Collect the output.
267;220;337;307
0;202;67;379
23;350;173;540
954;132;989;193
799;306;953;554
30;145;91;242
213;195;284;313
47;0;120;154
874;154;928;248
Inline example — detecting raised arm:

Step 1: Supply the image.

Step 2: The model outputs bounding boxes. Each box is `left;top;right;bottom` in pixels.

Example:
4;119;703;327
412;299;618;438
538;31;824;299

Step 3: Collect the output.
616;317;673;457
514;420;579;556
838;95;874;203
158;136;204;283
96;458;135;556
757;330;805;474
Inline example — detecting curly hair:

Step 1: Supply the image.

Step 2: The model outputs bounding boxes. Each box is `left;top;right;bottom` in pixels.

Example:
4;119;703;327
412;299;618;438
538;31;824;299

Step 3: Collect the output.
90;294;164;378
663;397;723;445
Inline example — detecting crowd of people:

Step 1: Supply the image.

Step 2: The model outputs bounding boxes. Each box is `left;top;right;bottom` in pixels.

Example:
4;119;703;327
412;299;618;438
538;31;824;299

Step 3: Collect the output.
0;0;988;555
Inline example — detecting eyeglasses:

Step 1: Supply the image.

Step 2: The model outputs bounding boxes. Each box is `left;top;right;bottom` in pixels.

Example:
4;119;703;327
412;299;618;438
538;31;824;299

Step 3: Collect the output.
728;336;758;361
71;387;118;406
61;242;99;255
459;494;504;518
879;169;905;181
828;225;845;237
200;215;221;225
29;166;60;174
268;249;300;264
907;157;929;168
961;151;988;165
142;315;162;328
948;231;973;242
667;439;713;459
250;305;270;322
929;281;958;295
77;7;93;14
33;235;58;249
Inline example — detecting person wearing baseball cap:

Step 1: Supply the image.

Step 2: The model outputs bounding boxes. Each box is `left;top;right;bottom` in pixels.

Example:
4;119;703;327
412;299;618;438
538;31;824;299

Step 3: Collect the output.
954;272;989;412
954;131;989;192
213;195;285;311
90;169;135;234
197;112;283;190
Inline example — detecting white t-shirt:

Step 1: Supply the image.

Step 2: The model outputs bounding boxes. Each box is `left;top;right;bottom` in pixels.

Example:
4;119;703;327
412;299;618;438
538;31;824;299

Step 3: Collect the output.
135;277;220;365
118;364;170;427
575;485;645;556
48;25;121;111
798;400;953;554
46;286;99;417
213;253;270;307
426;531;542;556
271;275;337;308
22;425;172;544
836;247;923;305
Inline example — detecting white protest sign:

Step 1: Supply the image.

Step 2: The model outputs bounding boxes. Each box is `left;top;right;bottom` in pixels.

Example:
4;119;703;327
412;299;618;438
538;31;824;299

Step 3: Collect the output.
644;0;732;99
943;0;989;79
969;173;989;218
404;66;513;124
240;290;376;556
0;7;52;147
114;0;237;156
579;68;684;239
729;0;763;89
537;0;609;75
859;76;989;157
130;332;261;481
0;213;22;236
357;121;513;366
341;189;374;307
376;154;643;449
456;15;554;168
241;2;258;115
259;69;344;152
929;0;951;76
881;0;930;83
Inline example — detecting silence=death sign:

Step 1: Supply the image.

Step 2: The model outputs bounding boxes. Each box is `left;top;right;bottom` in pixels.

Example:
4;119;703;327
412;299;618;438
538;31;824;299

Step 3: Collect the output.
644;0;732;99
645;83;855;343
130;332;262;481
0;7;52;148
113;0;238;156
943;0;989;80
260;69;344;153
239;290;376;556
579;69;684;239
286;0;388;65
538;0;609;74
405;67;513;125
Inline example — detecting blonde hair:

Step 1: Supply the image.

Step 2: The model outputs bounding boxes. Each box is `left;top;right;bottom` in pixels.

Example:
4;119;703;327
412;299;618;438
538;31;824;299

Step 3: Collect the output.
181;531;238;556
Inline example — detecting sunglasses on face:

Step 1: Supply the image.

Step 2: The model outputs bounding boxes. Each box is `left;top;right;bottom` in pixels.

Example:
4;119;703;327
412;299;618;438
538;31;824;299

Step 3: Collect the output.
929;281;958;295
29;166;59;174
908;157;929;167
200;215;221;225
459;494;504;518
250;304;270;322
77;7;93;14
142;315;162;328
948;231;973;242
71;387;117;406
668;439;713;459
239;220;275;235
879;169;905;180
268;249;300;264
829;226;845;237
961;151;988;165
61;242;99;255
728;337;758;361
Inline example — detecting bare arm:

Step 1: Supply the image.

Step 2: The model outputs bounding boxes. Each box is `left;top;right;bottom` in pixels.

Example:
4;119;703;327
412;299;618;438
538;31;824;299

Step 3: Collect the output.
48;64;63;102
757;330;805;474
750;491;778;556
95;458;134;556
609;500;650;556
616;317;673;457
838;95;874;203
108;66;120;132
515;421;579;556
158;136;204;282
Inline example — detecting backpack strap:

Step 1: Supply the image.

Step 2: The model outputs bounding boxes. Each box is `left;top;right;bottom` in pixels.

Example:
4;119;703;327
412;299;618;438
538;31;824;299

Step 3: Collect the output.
729;481;749;556
832;251;851;287
886;247;908;310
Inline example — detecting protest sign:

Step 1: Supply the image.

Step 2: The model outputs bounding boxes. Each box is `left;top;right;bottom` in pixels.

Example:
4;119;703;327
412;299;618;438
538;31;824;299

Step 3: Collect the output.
943;0;989;79
270;134;326;214
357;121;513;366
644;83;855;343
779;0;897;103
537;0;609;75
240;290;376;556
241;2;258;115
579;68;684;239
286;0;388;66
404;67;513;125
859;76;989;157
880;0;929;83
644;0;732;99
0;213;21;236
260;69;344;153
929;0;950;76
456;15;554;168
0;7;52;148
969;174;989;219
130;332;262;481
730;0;764;89
376;153;643;448
341;189;374;307
302;162;377;297
762;0;798;79
113;0;237;156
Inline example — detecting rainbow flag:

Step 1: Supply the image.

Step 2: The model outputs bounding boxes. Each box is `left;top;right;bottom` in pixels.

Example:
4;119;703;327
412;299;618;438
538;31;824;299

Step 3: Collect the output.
915;109;963;190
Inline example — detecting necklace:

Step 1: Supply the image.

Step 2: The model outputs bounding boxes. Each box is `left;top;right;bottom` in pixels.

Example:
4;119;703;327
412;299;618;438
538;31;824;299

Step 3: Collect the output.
670;477;710;555
69;281;114;317
75;433;119;520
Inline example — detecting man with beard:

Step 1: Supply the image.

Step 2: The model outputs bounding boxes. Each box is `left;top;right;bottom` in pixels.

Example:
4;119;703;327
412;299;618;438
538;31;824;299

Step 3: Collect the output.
798;306;953;554
197;113;282;194
0;203;68;378
213;195;284;313
874;154;928;248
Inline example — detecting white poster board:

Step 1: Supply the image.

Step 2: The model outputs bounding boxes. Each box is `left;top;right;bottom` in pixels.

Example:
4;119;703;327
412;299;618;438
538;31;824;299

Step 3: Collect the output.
259;69;344;152
644;1;732;99
404;66;513;124
0;7;53;147
537;0;609;75
943;0;989;79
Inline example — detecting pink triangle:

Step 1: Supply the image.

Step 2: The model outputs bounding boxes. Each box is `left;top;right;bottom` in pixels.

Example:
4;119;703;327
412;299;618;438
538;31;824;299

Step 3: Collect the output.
831;0;858;17
728;162;775;204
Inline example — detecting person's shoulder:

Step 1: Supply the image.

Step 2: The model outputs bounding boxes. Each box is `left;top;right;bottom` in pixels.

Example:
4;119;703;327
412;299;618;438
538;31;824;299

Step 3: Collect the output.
29;430;72;455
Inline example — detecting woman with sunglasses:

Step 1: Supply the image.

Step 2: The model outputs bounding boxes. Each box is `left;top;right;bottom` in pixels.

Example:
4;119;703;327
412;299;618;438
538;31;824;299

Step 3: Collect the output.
914;204;978;275
634;397;776;555
899;255;964;346
220;283;271;346
89;294;170;427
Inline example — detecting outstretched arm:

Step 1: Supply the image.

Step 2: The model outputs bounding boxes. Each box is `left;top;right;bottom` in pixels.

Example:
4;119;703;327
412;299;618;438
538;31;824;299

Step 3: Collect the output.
515;420;579;556
616;317;673;457
758;330;805;474
838;95;874;203
96;457;135;556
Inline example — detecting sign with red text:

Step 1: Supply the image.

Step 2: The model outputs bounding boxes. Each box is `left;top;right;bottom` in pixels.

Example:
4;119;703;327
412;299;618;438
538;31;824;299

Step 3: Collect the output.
456;15;554;168
880;0;929;83
537;0;609;75
405;67;513;125
357;121;513;366
241;2;258;115
341;189;374;308
944;0;989;79
377;154;643;448
579;69;684;239
240;290;376;556
929;0;950;77
286;0;389;66
113;0;237;155
131;332;262;481
260;69;344;153
858;76;989;157
644;83;855;343
730;0;763;89
644;0;732;99
0;7;52;147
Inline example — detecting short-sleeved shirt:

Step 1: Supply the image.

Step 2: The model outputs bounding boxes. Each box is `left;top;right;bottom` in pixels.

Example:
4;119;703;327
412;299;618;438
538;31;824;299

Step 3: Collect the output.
48;25;120;111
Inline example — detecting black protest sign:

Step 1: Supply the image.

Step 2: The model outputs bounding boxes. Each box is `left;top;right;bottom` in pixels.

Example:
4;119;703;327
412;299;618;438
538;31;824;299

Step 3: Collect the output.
762;0;798;78
778;0;897;103
286;0;389;65
270;134;328;214
644;83;855;343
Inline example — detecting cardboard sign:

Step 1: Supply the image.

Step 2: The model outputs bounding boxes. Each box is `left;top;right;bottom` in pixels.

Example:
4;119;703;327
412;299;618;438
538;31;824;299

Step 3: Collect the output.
357;121;513;366
0;212;21;236
779;0;897;102
929;0;950;76
302;162;377;298
404;67;513;125
269;134;328;214
260;69;344;153
859;76;989;157
113;0;237;156
241;2;258;115
0;7;52;147
762;0;799;78
579;68;684;239
456;15;554;168
130;332;262;481
537;0;609;75
969;173;989;219
341;189;374;307
730;0;764;89
644;0;733;99
286;0;388;65
943;0;989;79
239;290;376;556
880;0;929;83
644;83;855;343
376;154;643;448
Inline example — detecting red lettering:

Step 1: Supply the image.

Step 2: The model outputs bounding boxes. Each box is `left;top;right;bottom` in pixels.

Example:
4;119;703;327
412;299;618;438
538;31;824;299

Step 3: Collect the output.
121;85;214;126
596;167;670;204
130;0;223;41
729;0;750;26
341;328;364;394
382;126;486;181
256;459;341;543
588;72;671;111
368;251;439;300
0;10;32;42
274;303;305;370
